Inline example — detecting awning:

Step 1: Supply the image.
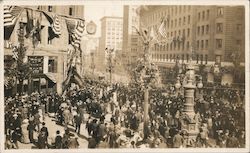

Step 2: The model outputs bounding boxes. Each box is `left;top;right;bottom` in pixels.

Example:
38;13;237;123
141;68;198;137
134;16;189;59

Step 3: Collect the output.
45;73;57;83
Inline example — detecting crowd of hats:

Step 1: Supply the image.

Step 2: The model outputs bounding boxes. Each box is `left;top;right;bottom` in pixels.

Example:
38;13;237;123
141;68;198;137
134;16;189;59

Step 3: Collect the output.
4;77;245;148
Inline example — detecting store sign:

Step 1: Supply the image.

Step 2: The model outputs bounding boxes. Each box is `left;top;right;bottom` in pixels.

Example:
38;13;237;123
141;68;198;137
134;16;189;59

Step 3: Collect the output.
28;56;44;74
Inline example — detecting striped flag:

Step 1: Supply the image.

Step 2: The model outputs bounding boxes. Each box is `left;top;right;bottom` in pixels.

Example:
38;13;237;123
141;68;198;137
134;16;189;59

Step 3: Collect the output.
71;20;85;49
158;18;167;38
52;15;61;35
4;6;23;27
150;27;160;44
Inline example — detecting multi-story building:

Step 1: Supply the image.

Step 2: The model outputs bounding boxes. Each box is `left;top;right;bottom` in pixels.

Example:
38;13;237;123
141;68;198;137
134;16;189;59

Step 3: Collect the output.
98;16;123;70
4;5;84;95
139;5;245;66
122;5;142;69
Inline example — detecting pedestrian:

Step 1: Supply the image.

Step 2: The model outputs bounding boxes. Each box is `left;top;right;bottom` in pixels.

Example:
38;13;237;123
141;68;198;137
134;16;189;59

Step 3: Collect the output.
98;119;107;142
27;120;36;143
11;130;20;149
62;128;70;149
172;131;184;148
34;112;41;132
21;119;30;144
68;134;80;148
37;131;47;149
88;136;97;148
74;113;82;135
40;122;49;139
86;117;92;136
55;130;62;149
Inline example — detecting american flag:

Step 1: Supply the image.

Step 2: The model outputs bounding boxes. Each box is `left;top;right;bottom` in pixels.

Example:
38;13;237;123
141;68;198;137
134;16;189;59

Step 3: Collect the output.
71;20;85;49
158;18;167;38
52;14;61;35
4;6;23;27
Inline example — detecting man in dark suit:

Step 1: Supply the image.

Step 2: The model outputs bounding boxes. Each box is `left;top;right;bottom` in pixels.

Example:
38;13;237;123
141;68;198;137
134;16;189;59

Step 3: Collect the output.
55;130;62;149
74;113;82;135
40;122;49;139
88;136;97;148
37;131;47;149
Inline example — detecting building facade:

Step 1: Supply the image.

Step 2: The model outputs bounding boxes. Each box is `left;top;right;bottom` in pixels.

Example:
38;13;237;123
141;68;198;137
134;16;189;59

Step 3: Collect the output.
98;16;123;69
122;5;142;69
139;5;245;67
4;5;84;95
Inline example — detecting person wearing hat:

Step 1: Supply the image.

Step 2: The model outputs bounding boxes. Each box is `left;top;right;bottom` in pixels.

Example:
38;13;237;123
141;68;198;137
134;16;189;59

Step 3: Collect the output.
54;130;62;149
10;129;20;149
40;122;49;139
11;114;21;130
37;130;48;149
27;120;36;143
74;113;82;135
34;112;41;132
172;130;184;148
68;134;79;149
88;136;97;148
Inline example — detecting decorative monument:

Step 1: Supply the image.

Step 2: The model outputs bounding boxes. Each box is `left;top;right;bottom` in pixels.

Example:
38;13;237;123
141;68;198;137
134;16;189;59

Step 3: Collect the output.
175;56;203;143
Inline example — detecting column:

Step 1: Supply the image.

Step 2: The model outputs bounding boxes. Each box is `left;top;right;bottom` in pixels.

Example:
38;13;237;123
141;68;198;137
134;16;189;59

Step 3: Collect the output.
57;55;63;95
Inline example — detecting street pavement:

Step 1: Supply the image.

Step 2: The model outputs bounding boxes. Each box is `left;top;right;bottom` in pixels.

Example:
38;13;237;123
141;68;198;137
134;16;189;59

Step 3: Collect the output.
17;113;113;149
16;113;217;149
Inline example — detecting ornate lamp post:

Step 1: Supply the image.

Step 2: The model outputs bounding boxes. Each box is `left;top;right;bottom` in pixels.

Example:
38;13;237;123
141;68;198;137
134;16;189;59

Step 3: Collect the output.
131;26;161;139
176;60;203;141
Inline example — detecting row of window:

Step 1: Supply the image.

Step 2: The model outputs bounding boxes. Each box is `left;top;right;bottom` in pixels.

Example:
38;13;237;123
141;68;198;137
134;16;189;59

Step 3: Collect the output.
107;21;123;26
196;40;209;50
146;6;192;24
43;6;74;16
107;28;123;33
170;15;191;28
197;7;223;20
152;38;224;52
5;55;58;73
198;10;210;21
150;24;191;38
197;24;210;35
107;31;122;34
153;41;190;52
151;53;208;64
107;37;123;40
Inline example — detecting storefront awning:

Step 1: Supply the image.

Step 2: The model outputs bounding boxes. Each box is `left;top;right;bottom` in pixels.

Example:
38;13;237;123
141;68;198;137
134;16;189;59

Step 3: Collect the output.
45;73;57;83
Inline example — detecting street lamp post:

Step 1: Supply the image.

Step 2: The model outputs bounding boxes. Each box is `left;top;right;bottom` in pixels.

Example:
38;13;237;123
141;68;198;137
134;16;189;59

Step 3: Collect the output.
90;52;95;75
106;47;114;84
175;60;203;141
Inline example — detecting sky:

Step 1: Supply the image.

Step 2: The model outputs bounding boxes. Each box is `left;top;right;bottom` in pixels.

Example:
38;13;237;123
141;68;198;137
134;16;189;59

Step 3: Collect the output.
84;5;123;37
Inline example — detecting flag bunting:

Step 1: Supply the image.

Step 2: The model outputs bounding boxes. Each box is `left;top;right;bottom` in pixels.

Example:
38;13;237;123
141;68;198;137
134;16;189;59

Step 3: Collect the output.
4;6;23;27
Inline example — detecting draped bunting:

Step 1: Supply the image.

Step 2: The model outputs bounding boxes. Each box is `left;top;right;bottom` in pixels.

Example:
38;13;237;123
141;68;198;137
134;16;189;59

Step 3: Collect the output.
71;20;85;49
4;6;23;27
52;15;61;35
4;6;85;43
4;6;86;93
43;12;61;36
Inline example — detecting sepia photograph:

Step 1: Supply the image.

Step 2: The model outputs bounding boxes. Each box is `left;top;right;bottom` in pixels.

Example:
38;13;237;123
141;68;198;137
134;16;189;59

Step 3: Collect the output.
2;0;249;151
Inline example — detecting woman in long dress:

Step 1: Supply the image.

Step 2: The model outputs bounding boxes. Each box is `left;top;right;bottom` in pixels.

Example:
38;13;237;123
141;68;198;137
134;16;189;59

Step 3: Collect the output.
21;119;30;144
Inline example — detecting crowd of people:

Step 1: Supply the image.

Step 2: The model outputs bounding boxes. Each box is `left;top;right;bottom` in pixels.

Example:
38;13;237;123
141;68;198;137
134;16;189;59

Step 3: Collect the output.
4;78;245;149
